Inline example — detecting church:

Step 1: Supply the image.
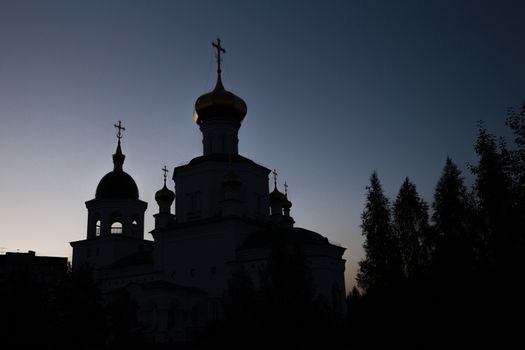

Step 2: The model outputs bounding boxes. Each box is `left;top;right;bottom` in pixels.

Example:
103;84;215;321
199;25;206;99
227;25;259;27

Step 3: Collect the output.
70;39;346;342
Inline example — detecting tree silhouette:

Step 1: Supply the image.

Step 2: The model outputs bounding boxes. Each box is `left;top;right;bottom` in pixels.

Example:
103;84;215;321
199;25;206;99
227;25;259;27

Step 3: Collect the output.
357;172;403;293
470;125;516;270
393;177;430;278
431;157;475;277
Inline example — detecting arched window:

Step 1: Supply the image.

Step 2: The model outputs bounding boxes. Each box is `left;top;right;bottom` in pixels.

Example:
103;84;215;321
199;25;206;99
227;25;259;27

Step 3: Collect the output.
111;222;123;234
110;212;123;234
95;220;101;236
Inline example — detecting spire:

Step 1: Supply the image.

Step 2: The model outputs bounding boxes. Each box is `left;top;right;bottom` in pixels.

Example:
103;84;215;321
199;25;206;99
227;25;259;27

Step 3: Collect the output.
112;121;126;171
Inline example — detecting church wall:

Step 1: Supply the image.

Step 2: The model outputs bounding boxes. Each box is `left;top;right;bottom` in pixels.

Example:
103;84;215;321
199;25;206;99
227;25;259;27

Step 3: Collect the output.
71;236;152;271
154;219;261;297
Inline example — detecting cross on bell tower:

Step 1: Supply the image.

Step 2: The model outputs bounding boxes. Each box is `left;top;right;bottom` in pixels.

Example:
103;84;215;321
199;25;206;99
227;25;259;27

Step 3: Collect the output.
112;120;126;171
114;120;126;141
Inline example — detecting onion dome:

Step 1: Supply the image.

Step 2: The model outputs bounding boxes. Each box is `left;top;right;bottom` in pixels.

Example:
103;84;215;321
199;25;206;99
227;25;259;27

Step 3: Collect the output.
222;169;242;187
155;184;175;203
95;140;139;200
269;187;286;204
155;166;175;204
269;169;286;204
194;38;247;125
194;76;247;125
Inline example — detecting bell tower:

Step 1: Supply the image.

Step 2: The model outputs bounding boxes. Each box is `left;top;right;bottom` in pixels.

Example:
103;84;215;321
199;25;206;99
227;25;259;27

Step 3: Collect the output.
71;121;149;271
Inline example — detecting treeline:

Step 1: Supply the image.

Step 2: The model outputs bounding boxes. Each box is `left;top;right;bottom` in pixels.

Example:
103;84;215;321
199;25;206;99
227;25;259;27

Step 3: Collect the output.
349;102;525;346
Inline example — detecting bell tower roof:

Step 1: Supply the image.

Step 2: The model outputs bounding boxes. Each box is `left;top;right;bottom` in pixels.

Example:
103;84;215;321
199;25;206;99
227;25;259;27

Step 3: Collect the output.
95;121;139;200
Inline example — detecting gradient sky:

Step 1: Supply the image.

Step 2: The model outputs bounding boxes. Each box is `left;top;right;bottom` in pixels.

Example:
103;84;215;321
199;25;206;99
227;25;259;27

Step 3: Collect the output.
0;0;524;290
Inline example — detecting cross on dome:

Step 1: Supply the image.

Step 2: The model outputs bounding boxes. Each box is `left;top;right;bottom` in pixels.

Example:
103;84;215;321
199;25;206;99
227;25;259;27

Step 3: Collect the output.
162;166;169;186
212;37;226;75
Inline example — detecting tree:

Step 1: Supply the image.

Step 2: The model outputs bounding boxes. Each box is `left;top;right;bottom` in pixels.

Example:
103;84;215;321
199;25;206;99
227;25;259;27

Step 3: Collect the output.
506;101;525;194
505;102;525;252
431;157;475;274
357;172;403;293
393;177;430;278
470;124;516;269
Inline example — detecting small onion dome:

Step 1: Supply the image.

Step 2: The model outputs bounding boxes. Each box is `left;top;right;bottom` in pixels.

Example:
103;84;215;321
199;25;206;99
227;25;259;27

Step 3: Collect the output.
194;76;247;125
283;196;292;209
222;169;242;187
269;187;286;204
155;184;175;203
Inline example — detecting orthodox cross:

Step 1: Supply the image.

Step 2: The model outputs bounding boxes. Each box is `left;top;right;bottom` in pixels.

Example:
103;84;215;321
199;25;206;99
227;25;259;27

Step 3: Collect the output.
212;37;226;74
162;165;169;185
284;181;289;196
272;169;278;188
114;120;125;141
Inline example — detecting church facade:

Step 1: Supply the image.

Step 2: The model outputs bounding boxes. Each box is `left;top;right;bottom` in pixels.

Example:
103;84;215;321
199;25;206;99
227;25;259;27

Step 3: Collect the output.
70;40;346;342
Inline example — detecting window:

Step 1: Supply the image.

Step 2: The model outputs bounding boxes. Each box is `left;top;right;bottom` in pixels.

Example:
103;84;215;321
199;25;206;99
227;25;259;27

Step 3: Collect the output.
110;212;123;234
111;222;123;234
95;220;101;236
190;268;196;278
210;266;216;275
131;217;139;235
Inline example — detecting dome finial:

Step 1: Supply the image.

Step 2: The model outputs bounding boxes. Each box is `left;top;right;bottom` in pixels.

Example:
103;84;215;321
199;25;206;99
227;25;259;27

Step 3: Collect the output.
272;169;278;190
284;181;288;197
212;37;226;77
162;165;169;186
112;121;126;171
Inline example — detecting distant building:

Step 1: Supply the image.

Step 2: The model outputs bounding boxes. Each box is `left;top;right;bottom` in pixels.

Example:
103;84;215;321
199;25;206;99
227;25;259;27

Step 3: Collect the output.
0;250;68;285
70;39;346;343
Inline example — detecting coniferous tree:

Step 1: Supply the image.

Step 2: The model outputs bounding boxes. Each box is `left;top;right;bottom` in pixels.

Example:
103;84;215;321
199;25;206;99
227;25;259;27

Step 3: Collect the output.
470;125;515;269
393;177;430;279
431;157;474;273
357;172;402;293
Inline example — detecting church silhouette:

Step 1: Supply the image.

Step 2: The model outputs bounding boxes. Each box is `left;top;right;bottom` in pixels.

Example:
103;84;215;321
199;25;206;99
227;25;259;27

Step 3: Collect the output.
70;39;346;343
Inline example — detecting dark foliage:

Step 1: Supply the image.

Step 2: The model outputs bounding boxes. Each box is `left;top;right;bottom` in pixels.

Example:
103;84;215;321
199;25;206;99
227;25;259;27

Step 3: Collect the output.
393;177;430;278
351;102;525;347
357;172;403;293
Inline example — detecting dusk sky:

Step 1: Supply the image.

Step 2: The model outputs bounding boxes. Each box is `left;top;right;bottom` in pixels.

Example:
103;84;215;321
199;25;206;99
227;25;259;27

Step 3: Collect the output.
0;0;524;290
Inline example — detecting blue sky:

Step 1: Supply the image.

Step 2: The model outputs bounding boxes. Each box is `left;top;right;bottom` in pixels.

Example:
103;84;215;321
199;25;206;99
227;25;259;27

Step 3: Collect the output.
0;0;523;290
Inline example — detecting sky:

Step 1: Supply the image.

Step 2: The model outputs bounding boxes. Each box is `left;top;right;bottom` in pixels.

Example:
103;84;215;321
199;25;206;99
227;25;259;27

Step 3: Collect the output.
0;0;524;291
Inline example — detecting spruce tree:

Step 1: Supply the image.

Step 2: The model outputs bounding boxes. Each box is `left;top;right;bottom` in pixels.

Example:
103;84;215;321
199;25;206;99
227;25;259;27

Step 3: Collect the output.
357;172;402;293
393;177;430;279
431;157;473;275
470;125;515;269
